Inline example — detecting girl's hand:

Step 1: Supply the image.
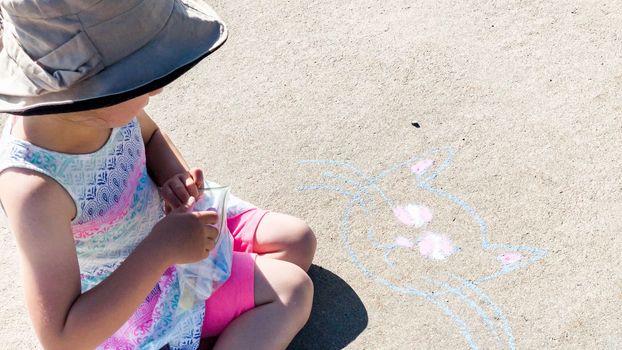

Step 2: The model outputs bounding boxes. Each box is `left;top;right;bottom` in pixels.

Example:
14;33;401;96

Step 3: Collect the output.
150;197;219;264
159;168;204;214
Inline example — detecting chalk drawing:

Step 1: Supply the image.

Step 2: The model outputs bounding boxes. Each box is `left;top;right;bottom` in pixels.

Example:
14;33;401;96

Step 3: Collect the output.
393;204;433;227
394;236;415;248
298;147;547;349
417;231;457;260
497;252;523;265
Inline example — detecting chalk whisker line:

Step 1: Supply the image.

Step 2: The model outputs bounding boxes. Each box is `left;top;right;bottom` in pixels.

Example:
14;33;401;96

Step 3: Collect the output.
451;274;516;350
426;276;503;348
300;159;395;207
320;171;375;207
296;184;369;211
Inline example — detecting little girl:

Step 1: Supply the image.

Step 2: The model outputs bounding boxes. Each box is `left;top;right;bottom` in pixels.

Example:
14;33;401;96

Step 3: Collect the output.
0;1;316;349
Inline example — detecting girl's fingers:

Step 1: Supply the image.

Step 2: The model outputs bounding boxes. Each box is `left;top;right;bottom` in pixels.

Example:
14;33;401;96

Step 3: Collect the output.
171;196;195;214
160;185;182;208
189;168;204;189
184;175;200;199
161;170;206;213
204;225;219;242
192;210;218;226
170;177;190;204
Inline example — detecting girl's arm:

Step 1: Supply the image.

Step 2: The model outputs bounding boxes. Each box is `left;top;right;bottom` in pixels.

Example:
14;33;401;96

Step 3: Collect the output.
139;109;190;186
0;170;216;350
137;109;204;210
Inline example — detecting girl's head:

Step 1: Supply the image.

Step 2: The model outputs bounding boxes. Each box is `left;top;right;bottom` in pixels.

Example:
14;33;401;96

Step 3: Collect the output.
0;0;228;116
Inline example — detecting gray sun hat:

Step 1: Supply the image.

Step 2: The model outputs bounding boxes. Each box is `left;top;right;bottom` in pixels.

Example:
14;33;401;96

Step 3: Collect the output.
0;0;227;116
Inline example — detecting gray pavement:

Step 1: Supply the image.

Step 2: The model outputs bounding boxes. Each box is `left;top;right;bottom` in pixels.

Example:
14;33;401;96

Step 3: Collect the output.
2;0;622;348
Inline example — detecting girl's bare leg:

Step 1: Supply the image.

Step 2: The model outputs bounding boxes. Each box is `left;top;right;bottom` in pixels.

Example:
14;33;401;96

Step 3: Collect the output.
213;256;313;350
254;213;317;271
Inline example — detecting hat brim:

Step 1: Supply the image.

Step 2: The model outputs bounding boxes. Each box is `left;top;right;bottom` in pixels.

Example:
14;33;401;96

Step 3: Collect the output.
0;0;227;116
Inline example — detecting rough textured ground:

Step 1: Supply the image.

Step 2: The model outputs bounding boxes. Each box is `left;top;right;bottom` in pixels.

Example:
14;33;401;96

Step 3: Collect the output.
2;0;622;348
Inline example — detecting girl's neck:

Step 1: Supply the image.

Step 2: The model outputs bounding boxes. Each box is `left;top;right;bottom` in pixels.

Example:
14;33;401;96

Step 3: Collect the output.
12;115;112;155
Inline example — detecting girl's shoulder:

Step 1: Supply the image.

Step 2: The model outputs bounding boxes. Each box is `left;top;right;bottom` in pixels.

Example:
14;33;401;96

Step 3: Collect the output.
0;166;75;225
0;116;144;223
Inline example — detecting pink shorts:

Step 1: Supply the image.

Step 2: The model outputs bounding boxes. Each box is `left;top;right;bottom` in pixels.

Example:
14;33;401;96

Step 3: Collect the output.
200;208;269;337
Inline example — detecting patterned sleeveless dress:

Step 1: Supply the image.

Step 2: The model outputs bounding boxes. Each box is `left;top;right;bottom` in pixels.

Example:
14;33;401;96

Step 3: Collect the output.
0;116;254;349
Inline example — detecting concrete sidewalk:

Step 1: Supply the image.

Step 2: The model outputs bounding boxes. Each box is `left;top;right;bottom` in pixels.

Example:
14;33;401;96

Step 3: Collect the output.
2;0;622;348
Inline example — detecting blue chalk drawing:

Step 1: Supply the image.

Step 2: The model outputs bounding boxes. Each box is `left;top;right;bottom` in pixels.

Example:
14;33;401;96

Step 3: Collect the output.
298;147;547;349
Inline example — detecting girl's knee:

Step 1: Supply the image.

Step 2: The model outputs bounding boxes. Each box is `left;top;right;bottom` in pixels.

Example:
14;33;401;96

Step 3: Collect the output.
299;222;317;253
255;257;314;323
289;219;317;270
284;266;314;325
256;213;317;271
271;262;313;325
301;222;317;254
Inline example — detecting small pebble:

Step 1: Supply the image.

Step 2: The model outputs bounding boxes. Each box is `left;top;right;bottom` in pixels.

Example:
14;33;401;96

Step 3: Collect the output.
411;122;420;128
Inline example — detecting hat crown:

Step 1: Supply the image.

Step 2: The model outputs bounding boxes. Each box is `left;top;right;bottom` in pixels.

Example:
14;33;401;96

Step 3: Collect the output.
1;0;175;95
2;0;101;18
0;0;228;115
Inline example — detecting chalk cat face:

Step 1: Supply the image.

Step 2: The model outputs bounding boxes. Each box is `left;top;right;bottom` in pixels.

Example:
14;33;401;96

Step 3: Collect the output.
299;147;546;291
299;148;547;349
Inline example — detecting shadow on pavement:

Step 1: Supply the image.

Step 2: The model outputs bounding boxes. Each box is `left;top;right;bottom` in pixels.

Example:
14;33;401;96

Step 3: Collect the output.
287;264;368;350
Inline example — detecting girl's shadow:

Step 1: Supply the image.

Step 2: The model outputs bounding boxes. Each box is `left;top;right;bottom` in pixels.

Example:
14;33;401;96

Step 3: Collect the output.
287;265;368;350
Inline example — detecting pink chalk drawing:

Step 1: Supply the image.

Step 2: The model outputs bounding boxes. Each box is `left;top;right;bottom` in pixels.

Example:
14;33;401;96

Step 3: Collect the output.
411;159;434;175
395;236;415;248
497;253;523;265
298;147;548;349
393;204;433;228
417;232;457;260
